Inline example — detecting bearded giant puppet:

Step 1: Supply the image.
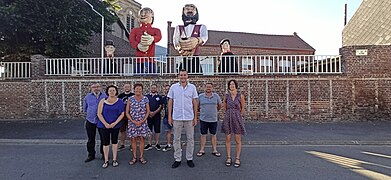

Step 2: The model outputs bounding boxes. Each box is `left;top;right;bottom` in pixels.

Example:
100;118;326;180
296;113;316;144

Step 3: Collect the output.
173;4;208;74
129;7;162;74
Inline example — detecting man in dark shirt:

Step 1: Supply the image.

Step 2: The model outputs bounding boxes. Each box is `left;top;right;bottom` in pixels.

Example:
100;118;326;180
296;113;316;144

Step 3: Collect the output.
162;84;173;152
117;83;135;151
145;84;163;150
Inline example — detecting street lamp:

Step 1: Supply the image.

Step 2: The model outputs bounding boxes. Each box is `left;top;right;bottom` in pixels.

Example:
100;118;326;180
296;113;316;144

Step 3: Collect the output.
82;0;105;75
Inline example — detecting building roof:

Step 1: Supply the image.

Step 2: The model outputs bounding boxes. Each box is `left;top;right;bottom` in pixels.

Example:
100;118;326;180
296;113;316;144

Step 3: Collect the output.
83;32;135;57
343;0;391;46
169;27;315;52
208;30;315;51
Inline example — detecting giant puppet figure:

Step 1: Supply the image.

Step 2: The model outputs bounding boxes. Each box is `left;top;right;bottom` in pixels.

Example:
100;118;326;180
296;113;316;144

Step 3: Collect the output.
129;7;162;74
219;39;238;74
104;40;117;74
173;4;208;74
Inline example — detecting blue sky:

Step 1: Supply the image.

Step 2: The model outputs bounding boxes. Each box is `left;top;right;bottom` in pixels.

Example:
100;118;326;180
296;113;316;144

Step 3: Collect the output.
138;0;363;55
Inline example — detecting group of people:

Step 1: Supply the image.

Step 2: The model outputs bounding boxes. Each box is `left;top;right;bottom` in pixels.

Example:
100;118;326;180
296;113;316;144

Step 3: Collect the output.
128;4;239;75
83;70;246;169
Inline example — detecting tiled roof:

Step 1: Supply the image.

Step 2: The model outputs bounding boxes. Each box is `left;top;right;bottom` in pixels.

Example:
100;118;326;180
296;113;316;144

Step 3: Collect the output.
343;0;391;46
207;30;315;51
169;28;315;51
83;32;135;57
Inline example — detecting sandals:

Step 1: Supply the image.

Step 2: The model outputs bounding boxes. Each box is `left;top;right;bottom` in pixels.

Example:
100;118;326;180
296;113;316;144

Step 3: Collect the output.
139;157;147;164
196;151;205;157
112;160;119;167
212;151;221;157
128;158;137;165
102;161;109;168
225;157;232;167
234;158;241;168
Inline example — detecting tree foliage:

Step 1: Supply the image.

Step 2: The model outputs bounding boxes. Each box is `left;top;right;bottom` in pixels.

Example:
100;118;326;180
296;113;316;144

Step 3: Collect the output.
0;0;117;61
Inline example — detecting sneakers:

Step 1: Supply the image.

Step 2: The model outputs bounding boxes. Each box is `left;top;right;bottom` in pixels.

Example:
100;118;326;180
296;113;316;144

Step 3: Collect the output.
155;144;162;151
118;145;125;151
187;160;195;168
144;144;153;150
171;161;181;168
162;144;172;152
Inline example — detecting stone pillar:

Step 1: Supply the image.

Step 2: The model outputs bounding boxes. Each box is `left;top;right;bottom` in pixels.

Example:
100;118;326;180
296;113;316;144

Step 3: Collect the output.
340;45;391;78
30;54;45;80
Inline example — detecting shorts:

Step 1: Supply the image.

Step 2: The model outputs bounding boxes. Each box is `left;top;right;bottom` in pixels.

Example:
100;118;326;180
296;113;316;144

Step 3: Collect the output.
162;117;172;131
147;115;161;133
120;118;128;132
99;128;120;146
200;121;218;135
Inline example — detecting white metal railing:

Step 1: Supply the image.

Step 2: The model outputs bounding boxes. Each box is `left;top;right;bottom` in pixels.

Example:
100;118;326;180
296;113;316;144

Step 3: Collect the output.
44;55;342;76
0;62;31;79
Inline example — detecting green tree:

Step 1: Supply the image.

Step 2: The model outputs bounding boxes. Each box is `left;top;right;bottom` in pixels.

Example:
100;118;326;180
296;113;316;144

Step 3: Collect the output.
0;0;117;61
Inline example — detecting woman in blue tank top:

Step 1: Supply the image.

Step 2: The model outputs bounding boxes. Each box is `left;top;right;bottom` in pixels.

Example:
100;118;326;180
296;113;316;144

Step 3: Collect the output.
97;85;125;168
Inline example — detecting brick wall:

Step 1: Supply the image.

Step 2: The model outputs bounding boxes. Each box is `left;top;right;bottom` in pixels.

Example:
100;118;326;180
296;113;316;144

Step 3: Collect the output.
0;45;390;121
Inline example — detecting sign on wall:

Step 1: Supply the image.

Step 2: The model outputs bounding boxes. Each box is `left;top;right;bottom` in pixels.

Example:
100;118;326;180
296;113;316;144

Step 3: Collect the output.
356;49;368;56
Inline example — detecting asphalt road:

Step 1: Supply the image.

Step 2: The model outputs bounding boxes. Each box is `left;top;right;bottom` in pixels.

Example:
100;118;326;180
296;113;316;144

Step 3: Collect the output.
0;144;390;180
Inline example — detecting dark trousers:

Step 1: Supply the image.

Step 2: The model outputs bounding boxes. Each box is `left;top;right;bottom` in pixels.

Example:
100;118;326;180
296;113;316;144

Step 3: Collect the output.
179;57;202;74
85;120;103;157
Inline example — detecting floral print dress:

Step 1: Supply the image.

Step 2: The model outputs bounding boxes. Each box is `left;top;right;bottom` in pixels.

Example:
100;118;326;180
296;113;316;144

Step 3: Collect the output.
127;96;152;138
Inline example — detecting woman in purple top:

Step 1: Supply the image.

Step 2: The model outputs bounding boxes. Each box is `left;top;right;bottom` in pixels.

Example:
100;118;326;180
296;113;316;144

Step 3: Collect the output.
97;85;125;168
126;83;151;165
221;79;246;168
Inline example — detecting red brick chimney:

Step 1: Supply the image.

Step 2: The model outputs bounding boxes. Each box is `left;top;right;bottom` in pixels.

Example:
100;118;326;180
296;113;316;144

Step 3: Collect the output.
167;21;172;56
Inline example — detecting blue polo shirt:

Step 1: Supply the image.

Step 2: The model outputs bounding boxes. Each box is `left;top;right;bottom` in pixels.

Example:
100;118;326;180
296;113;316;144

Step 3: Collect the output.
198;92;221;122
146;93;163;113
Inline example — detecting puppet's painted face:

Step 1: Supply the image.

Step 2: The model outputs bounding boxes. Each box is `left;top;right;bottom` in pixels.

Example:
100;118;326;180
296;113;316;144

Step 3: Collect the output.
182;4;198;26
139;8;153;24
183;5;197;17
221;41;231;52
105;45;116;57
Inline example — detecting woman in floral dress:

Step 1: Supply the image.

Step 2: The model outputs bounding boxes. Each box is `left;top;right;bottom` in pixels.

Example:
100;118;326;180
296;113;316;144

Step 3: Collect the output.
221;79;246;168
126;83;151;165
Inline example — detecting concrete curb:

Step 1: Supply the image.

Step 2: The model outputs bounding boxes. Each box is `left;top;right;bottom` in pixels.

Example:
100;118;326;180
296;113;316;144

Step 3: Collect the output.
1;139;391;146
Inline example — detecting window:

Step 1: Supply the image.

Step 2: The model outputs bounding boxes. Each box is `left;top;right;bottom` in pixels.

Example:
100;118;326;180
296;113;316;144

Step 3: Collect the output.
126;14;131;31
126;14;135;31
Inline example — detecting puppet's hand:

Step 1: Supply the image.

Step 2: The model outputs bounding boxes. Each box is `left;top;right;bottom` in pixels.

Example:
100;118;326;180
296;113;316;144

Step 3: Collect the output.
179;49;195;56
179;37;199;51
141;32;154;46
137;43;149;52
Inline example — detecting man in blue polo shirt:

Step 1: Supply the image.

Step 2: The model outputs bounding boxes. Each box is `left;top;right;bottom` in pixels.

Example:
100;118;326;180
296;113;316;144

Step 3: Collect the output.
145;84;163;151
196;82;222;158
83;83;107;162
